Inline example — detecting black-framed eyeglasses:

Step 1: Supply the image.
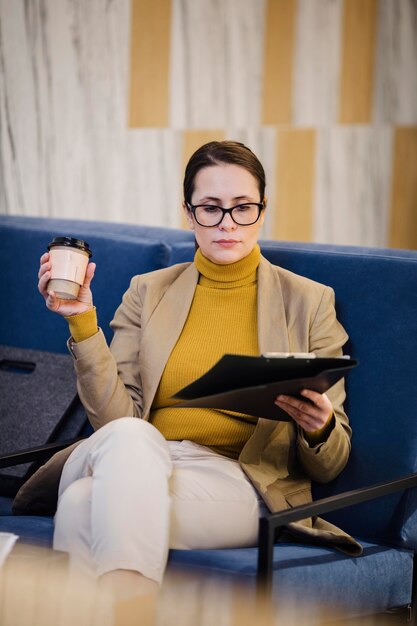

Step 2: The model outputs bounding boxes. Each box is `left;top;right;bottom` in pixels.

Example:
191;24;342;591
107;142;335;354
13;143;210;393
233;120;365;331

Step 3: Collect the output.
186;202;264;227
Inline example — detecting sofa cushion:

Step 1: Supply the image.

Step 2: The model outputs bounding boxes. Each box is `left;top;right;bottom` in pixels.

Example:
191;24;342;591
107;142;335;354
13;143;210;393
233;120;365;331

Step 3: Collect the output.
0;514;54;548
0;502;411;618
169;540;413;616
0;504;409;619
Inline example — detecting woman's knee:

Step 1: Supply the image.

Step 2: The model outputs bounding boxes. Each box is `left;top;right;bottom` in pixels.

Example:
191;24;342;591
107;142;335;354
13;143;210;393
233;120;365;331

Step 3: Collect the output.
99;417;165;444
57;476;92;518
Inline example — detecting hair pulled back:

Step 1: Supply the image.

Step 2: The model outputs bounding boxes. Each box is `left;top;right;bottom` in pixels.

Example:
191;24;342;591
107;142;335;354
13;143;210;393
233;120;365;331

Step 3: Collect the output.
183;141;266;205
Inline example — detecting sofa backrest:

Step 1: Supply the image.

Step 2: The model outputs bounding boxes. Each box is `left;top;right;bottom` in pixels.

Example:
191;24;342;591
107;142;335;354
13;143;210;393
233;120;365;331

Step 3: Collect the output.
170;240;417;551
0;215;196;244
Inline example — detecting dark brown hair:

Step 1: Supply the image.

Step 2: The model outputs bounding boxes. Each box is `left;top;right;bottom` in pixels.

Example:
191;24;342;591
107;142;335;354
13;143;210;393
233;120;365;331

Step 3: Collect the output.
183;141;266;205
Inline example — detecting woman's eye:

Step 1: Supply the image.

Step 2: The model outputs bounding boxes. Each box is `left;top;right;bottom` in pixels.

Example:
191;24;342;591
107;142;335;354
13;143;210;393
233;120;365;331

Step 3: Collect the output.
202;206;221;214
236;204;251;212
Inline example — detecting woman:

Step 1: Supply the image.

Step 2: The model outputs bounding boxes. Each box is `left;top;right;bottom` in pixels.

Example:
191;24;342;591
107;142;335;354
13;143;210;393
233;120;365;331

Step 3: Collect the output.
37;141;360;601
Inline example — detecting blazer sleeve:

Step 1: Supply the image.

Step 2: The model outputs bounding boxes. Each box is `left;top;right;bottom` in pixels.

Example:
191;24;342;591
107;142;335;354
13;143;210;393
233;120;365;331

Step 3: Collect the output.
68;276;144;431
296;285;352;483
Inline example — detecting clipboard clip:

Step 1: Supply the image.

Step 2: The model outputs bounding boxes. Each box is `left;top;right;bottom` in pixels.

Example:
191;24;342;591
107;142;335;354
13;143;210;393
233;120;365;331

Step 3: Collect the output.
262;352;352;360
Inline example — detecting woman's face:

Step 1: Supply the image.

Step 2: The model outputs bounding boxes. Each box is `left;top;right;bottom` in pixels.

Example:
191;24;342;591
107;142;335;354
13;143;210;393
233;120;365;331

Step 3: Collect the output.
184;163;265;265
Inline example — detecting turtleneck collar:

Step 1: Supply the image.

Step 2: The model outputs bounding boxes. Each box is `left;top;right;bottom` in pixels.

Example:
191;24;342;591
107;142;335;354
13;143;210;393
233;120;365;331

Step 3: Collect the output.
194;244;261;288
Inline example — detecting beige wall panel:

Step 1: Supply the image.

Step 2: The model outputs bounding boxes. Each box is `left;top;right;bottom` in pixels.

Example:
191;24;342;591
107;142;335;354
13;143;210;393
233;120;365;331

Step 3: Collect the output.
0;0;132;220
182;130;226;176
129;0;172;128
314;126;393;246
262;0;296;125
124;130;183;227
374;0;417;124
389;128;417;249
180;130;225;227
339;0;378;123
273;129;316;241
169;0;266;129
293;0;343;125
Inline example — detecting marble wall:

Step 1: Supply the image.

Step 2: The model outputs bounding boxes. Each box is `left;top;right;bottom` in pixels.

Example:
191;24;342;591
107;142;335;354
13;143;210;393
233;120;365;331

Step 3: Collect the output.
0;0;416;247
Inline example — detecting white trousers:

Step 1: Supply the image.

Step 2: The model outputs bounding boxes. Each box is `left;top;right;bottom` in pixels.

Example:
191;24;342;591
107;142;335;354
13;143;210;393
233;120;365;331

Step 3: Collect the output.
53;417;262;583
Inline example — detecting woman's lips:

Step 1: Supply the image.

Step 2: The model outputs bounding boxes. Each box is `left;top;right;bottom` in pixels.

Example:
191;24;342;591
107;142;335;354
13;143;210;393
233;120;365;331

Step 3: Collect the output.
215;239;240;247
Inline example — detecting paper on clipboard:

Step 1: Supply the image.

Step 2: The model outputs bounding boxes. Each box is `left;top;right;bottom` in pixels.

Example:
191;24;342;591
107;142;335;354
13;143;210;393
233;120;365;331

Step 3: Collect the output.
171;354;358;421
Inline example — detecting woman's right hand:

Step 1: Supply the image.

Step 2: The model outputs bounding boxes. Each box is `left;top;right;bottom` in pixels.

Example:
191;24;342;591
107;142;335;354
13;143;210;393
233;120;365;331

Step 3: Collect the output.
38;252;96;317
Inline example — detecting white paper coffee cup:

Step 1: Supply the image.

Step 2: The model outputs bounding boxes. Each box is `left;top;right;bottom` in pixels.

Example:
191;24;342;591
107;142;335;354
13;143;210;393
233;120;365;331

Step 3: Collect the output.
47;237;92;300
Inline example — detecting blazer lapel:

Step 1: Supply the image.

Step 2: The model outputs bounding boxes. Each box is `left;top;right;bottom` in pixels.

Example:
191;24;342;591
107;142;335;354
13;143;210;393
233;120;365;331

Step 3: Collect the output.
140;263;199;418
257;256;290;355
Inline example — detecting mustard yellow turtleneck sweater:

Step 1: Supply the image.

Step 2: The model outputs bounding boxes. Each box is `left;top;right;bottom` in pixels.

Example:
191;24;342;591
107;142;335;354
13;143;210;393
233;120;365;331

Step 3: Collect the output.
149;245;261;459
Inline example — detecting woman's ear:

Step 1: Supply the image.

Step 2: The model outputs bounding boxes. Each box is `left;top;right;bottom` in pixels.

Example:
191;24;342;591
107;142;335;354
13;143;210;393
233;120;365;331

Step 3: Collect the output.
257;197;267;227
183;202;195;230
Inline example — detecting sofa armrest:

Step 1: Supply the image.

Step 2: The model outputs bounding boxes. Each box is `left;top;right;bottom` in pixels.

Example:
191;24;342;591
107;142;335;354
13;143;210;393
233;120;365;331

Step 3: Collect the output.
0;438;82;469
257;472;417;598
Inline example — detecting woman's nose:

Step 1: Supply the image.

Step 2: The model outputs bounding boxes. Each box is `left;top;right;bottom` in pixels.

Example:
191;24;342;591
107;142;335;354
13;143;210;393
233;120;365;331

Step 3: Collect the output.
219;212;236;229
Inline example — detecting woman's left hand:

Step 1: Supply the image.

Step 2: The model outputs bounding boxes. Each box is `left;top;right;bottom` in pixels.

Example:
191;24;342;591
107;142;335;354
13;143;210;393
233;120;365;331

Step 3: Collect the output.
275;389;333;432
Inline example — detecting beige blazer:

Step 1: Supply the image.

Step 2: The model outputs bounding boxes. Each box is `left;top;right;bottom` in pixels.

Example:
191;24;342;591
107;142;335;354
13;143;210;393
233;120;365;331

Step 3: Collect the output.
14;256;361;555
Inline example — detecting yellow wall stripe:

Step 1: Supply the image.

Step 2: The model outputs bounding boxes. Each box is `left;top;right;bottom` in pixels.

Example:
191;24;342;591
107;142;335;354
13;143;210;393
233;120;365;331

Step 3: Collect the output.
272;128;316;242
389;127;417;250
262;0;296;125
339;0;377;124
180;130;225;228
128;0;172;128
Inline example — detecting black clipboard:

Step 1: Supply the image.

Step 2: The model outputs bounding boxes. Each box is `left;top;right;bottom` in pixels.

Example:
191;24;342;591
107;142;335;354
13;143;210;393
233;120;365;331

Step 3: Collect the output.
171;354;358;421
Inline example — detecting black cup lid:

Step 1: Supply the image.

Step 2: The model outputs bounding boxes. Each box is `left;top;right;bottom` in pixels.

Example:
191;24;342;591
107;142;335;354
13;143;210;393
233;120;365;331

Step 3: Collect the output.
48;236;92;257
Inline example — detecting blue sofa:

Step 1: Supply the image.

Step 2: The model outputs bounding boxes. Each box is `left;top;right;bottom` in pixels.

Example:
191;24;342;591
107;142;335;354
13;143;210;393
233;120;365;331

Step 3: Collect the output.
1;214;417;621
